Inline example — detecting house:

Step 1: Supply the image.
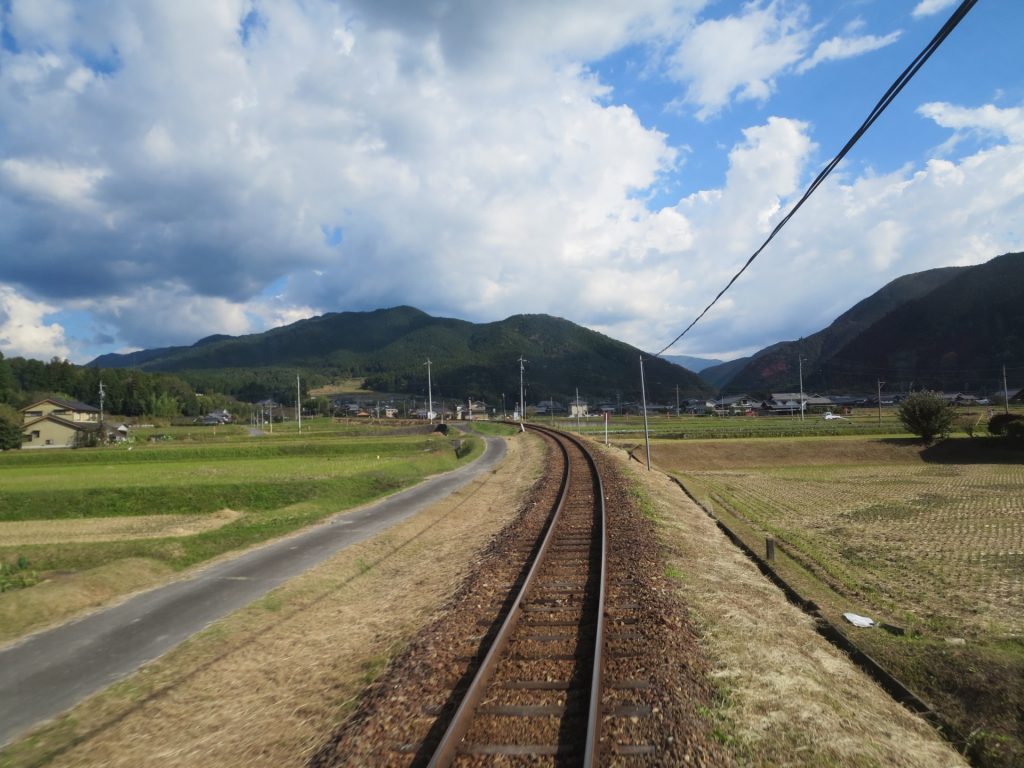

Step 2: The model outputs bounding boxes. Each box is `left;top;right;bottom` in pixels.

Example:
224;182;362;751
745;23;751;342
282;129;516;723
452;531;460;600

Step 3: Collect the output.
20;397;102;448
715;394;759;415
939;392;980;406
534;400;565;416
990;387;1023;405
568;400;589;418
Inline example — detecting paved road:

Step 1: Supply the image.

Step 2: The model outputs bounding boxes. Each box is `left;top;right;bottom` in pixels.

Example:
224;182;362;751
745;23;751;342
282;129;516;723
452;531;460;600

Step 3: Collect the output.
0;436;507;748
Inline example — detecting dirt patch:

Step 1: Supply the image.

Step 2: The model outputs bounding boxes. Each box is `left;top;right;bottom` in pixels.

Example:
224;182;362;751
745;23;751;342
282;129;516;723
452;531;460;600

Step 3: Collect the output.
0;509;244;547
607;445;967;767
0;435;541;768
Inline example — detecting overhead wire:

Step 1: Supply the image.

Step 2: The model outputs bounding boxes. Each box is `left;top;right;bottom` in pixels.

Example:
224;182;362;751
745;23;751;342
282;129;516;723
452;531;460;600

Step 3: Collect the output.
654;0;979;358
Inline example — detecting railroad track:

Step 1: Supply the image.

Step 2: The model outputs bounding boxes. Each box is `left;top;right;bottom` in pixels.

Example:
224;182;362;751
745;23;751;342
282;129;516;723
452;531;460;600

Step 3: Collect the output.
426;423;607;766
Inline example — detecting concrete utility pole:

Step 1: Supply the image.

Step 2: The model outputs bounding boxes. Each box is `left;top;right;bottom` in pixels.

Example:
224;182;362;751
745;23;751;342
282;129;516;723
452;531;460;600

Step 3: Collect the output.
877;380;885;425
575;387;580;432
639;355;651;471
1003;364;1011;415
98;381;105;426
798;356;805;422
297;375;301;433
424;358;434;423
518;356;527;422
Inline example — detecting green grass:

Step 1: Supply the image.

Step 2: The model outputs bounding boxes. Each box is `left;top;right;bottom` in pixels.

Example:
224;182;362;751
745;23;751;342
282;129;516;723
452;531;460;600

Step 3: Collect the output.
546;408;915;440
0;431;482;576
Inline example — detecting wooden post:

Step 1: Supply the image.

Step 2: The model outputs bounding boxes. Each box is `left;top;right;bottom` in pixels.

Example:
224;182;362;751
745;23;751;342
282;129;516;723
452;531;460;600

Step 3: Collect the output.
766;538;776;562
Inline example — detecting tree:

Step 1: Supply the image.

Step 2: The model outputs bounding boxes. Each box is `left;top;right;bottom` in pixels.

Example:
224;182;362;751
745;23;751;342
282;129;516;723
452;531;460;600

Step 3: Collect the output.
0;403;23;450
897;391;955;443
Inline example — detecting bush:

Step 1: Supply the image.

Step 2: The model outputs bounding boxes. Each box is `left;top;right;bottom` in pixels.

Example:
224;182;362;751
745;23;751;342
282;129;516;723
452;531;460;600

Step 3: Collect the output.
987;412;1024;438
897;391;956;443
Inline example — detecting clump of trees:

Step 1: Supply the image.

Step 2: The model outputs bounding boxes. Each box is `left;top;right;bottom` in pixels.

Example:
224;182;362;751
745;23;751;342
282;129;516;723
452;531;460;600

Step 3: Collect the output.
897;391;956;443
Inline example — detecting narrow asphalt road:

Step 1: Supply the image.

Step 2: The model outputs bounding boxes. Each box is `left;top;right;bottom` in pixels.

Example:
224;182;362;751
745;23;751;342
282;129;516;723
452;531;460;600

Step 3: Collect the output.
0;435;507;748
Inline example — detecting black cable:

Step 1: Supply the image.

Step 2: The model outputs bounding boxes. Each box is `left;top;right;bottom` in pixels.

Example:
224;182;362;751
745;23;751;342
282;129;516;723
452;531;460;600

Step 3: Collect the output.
654;0;979;358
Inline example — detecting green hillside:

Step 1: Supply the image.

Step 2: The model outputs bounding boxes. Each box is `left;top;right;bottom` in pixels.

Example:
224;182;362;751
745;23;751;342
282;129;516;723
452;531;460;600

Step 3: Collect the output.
703;252;1022;394
90;308;709;404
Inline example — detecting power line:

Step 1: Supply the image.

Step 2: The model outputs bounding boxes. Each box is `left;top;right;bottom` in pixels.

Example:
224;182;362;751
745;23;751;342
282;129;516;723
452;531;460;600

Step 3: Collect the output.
654;0;979;358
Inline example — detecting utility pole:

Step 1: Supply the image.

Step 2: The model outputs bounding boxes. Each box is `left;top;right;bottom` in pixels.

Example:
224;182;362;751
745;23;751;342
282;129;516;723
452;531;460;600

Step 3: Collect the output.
98;380;105;438
424;358;434;423
639;355;651;471
676;384;680;417
518;356;527;422
798;356;805;422
877;380;885;425
296;375;301;433
575;387;581;432
1003;364;1011;415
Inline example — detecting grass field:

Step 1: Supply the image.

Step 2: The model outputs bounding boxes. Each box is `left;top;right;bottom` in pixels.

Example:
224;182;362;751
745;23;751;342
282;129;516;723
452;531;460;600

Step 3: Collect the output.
0;425;481;643
660;436;1023;768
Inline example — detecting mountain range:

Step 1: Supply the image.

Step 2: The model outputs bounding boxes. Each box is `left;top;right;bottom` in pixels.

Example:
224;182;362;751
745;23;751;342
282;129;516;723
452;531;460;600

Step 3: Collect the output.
91;307;709;404
90;251;1022;402
700;251;1023;394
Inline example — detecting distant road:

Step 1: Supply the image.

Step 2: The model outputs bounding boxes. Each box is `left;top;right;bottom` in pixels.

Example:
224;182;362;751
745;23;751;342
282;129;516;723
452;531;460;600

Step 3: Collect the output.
0;436;507;748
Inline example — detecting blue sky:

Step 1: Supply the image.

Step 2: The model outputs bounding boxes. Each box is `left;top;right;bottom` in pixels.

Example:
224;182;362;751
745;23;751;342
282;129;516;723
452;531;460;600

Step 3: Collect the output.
0;0;1021;365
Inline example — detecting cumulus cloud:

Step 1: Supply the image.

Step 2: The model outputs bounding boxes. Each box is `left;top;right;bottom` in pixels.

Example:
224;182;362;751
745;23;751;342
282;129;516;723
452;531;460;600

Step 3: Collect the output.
912;0;959;18
0;285;70;360
667;1;812;120
795;29;902;73
918;102;1024;143
0;0;1019;366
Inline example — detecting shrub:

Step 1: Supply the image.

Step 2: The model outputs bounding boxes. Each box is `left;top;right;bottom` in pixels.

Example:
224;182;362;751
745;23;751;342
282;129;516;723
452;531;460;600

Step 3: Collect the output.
987;412;1024;438
897;391;955;443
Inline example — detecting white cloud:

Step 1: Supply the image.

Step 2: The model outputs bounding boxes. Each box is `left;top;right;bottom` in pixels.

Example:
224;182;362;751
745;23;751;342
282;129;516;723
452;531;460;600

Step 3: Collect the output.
912;0;958;19
668;1;812;120
0;285;70;360
795;30;901;73
918;102;1024;143
0;1;1020;367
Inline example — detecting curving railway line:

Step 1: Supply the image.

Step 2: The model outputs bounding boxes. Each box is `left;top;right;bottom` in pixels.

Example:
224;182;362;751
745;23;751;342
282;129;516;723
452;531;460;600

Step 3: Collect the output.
313;422;689;767
426;423;607;765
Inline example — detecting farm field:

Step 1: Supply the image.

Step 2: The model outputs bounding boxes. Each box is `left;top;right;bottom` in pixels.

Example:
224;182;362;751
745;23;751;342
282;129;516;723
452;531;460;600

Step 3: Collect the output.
0;425;481;644
659;436;1023;768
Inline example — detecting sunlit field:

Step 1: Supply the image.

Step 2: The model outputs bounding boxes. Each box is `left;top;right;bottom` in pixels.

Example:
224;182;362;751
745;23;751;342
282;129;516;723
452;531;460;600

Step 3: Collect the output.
0;423;480;642
660;436;1023;768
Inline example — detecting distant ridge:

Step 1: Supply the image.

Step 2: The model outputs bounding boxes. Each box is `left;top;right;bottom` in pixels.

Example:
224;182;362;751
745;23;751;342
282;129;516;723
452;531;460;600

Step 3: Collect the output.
700;251;1023;394
90;307;710;403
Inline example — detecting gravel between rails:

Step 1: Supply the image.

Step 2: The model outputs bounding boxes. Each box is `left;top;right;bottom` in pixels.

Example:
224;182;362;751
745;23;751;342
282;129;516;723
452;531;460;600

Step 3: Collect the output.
309;437;731;767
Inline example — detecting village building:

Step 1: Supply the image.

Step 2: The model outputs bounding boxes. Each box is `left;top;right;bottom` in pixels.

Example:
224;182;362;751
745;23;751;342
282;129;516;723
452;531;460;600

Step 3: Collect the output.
20;397;102;448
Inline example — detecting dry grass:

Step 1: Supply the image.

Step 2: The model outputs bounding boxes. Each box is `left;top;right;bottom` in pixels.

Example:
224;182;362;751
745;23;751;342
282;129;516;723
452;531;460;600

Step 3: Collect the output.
0;510;243;547
1;434;544;768
0;558;175;647
600;444;967;768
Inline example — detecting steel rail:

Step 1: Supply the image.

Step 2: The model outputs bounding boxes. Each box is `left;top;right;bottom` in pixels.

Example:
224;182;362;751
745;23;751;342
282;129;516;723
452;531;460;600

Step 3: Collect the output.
426;424;607;766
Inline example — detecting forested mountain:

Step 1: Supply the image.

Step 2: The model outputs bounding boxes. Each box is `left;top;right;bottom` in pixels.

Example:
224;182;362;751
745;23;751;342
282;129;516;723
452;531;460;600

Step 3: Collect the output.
701;251;1023;394
90;307;710;404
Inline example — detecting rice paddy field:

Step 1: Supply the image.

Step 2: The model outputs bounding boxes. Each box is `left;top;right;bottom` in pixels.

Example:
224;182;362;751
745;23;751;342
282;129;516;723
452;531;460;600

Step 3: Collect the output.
0;421;480;643
658;435;1023;768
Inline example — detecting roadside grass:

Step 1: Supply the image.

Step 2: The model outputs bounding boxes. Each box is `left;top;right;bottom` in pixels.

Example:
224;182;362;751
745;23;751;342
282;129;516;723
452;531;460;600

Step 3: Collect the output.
662;436;1023;768
0;431;482;643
